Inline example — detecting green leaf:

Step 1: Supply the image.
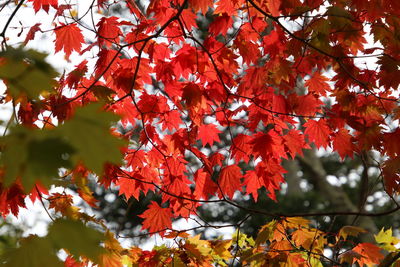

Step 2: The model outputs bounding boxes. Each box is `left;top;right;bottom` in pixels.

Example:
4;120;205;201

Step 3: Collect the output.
55;103;126;174
47;218;106;262
1;235;63;267
0;48;58;99
1;127;75;191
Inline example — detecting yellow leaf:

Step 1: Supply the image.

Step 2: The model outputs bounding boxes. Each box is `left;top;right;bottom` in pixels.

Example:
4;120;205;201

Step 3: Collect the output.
255;220;276;246
184;235;212;263
292;228;326;252
375;228;400;252
284;217;310;228
211;239;232;260
232;231;254;248
338;226;367;241
121;255;132;267
104;231;124;253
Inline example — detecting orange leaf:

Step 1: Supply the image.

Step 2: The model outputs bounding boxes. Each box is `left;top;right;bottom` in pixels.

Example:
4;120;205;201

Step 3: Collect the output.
352;243;384;266
266;0;281;16
139;201;173;236
188;0;213;13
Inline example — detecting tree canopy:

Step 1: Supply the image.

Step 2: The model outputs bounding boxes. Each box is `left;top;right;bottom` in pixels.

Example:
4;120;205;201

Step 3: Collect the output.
1;0;400;266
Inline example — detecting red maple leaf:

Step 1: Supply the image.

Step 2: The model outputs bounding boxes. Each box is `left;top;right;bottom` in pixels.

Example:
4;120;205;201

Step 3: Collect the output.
162;110;182;131
24;23;41;45
0;183;26;217
289;94;323;116
218;165;242;199
249;132;285;160
332;128;355;159
209;13;233;36
116;175;154;201
230;134;253;163
29;0;58;13
65;60;88;89
139;201;173;236
243;170;264;201
193;169;217;200
54;23;84;59
305;71;332;96
304;119;331;148
97;17;122;48
197;124;221;147
283;130;308;158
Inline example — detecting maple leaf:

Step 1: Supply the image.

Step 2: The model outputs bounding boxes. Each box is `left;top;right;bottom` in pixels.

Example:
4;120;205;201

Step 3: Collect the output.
197;124;221;147
332;128;355;159
305;71;331;96
304;119;331;149
283;130;308;158
55;103;127;175
139;201;173;236
249;132;285;160
209;13;233;36
218;165;242;199
189;0;213;13
193;169;217;200
1;126;75;191
48;218;106;262
289;94;323;116
230;134;253;163
24;23;41;45
338;226;366;241
374;228;400;252
54;23;84;59
1;235;63;267
29;0;58;13
116;174;154;200
65;60;88;89
352;243;384;266
243;170;264;201
0;48;58;99
0;183;26;217
97;17;122;48
292;228;324;250
266;0;281;16
95;49;120;78
215;0;238;15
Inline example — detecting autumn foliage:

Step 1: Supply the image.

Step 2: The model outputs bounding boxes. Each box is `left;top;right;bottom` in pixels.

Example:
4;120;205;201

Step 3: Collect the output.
1;0;400;266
